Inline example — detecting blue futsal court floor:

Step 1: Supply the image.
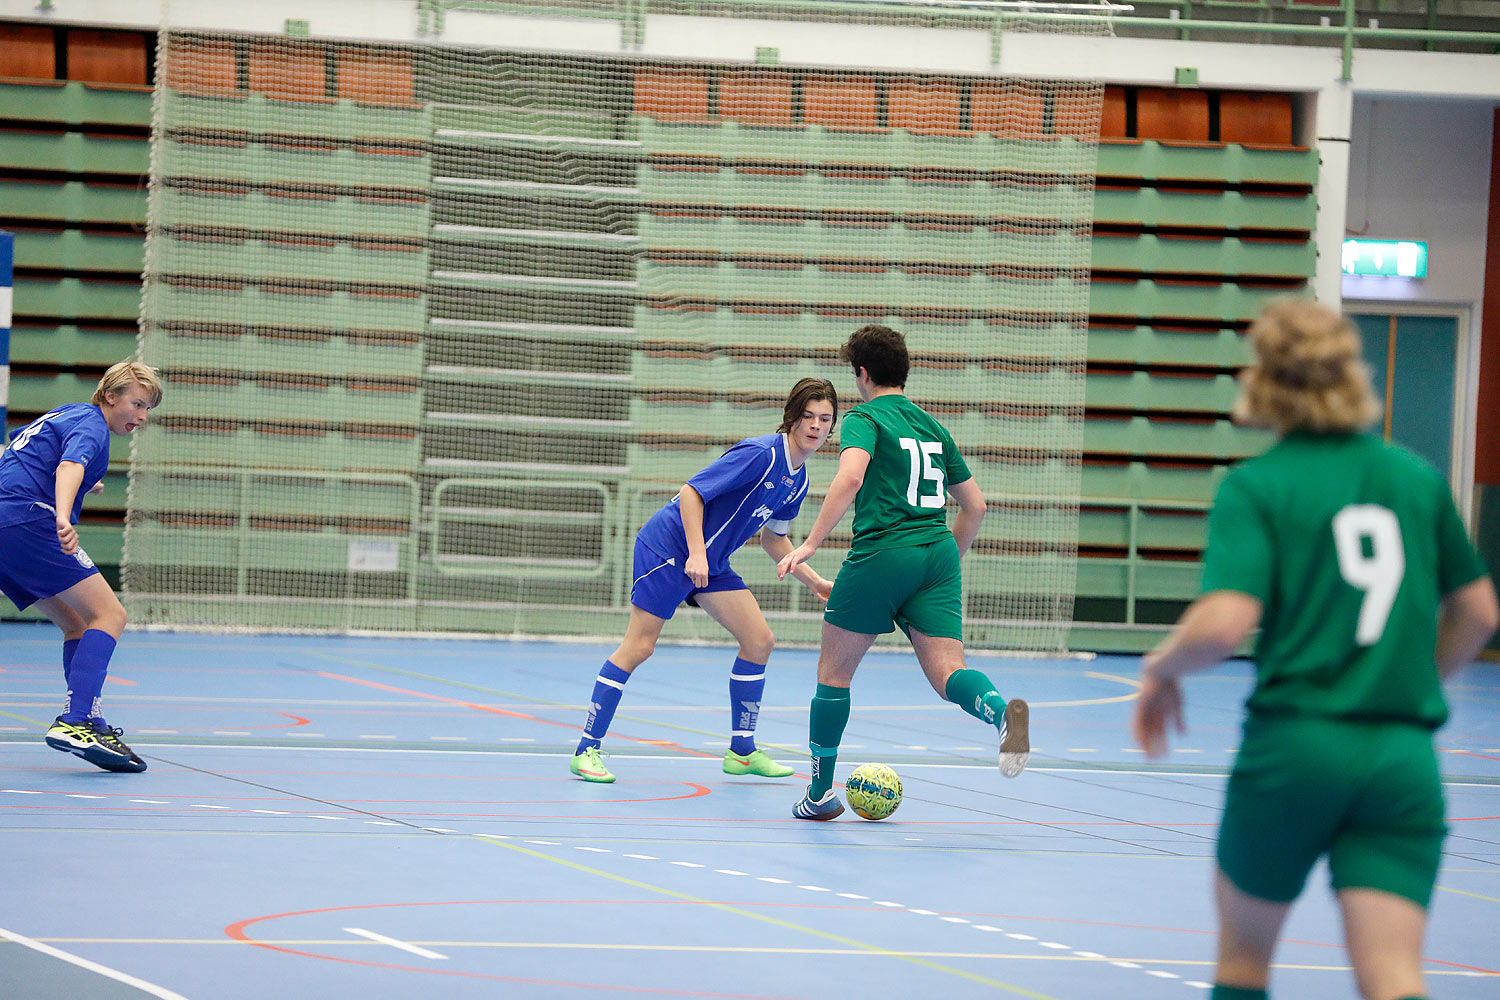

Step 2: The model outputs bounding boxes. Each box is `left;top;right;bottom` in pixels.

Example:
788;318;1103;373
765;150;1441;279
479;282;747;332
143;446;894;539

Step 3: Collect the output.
0;621;1496;999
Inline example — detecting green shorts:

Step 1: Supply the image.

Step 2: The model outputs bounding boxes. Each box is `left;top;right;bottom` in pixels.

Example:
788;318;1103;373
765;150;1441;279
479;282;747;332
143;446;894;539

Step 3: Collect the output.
1217;714;1447;908
823;537;963;640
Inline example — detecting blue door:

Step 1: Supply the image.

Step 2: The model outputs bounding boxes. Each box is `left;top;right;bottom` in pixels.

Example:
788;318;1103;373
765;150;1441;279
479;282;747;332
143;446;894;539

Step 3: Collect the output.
1351;312;1459;484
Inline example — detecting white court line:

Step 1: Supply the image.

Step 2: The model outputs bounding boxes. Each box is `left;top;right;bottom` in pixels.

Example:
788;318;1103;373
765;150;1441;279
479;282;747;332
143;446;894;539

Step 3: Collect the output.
343;927;446;960
0;925;191;999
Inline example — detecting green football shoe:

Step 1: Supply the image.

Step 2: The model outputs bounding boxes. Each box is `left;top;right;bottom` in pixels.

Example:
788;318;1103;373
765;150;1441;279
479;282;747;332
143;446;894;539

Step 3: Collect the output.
722;748;794;778
569;745;616;783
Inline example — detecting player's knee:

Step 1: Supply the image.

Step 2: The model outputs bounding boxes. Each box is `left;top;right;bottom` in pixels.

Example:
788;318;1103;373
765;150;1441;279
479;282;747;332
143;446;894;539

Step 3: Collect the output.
743;627;774;662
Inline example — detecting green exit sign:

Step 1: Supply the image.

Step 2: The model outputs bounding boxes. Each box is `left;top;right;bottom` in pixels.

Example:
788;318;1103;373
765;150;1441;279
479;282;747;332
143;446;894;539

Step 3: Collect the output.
1342;239;1427;278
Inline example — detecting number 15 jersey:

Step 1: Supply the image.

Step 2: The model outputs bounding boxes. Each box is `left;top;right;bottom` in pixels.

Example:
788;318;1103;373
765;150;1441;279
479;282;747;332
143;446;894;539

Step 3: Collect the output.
1202;431;1487;728
839;393;972;552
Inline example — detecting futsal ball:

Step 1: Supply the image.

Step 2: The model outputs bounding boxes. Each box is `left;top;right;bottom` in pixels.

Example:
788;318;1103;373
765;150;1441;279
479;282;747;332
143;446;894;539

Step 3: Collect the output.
845;763;902;821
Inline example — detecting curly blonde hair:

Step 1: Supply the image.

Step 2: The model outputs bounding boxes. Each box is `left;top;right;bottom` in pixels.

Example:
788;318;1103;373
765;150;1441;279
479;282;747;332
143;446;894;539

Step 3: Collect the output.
1232;299;1380;434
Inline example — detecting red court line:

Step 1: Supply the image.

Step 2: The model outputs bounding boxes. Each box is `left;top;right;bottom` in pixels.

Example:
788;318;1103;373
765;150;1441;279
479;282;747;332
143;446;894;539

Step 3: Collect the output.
316;671;721;760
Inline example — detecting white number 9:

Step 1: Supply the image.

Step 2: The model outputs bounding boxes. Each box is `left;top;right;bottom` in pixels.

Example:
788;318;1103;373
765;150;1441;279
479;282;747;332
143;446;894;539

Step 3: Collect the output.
1332;504;1405;646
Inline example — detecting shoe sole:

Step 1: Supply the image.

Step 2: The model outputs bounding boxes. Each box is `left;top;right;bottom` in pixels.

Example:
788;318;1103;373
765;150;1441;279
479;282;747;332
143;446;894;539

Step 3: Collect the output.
792;800;845;821
570;764;616;783
46;734;146;773
998;699;1030;779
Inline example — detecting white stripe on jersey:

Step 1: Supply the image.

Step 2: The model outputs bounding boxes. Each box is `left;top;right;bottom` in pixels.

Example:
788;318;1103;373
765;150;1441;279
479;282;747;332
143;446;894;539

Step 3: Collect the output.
702;451;779;553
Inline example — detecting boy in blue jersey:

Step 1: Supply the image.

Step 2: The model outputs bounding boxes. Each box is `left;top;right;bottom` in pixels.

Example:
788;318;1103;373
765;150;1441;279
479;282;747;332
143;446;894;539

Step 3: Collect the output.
0;361;163;772
570;378;838;783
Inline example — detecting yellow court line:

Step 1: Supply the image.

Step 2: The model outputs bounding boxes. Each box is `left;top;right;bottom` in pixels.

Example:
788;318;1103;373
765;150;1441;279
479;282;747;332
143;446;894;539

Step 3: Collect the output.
472;834;1064;999
0;709;48;727
1438;885;1500;904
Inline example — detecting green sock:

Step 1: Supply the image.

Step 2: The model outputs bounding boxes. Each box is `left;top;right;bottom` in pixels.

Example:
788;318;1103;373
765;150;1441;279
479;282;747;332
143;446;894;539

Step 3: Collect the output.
944;668;1006;727
1210;986;1267;1000
808;683;850;798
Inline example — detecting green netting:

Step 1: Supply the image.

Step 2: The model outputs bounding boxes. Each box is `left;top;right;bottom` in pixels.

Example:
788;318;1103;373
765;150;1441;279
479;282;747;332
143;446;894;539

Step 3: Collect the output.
125;3;1110;648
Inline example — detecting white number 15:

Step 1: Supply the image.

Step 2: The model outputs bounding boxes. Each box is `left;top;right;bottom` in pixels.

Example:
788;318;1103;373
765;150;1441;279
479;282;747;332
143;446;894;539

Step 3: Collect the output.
898;437;946;509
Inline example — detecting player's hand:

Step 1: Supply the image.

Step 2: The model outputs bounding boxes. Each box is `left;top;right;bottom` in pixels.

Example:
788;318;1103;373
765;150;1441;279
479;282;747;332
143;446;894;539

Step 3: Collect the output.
87;481;105;495
684;552;709;588
777;543;814;580
806;575;833;604
55;516;78;555
1132;668;1184;759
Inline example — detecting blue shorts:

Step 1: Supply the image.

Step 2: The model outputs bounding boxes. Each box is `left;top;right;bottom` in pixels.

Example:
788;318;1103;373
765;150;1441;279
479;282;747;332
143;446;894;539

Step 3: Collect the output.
0;517;101;610
630;536;747;620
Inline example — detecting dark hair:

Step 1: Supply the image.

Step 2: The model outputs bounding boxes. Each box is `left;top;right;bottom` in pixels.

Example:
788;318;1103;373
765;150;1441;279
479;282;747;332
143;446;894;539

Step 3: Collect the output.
841;324;909;388
777;377;838;433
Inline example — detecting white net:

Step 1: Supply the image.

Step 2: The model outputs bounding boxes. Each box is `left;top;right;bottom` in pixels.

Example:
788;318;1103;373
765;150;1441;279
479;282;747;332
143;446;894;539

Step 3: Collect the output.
125;2;1110;648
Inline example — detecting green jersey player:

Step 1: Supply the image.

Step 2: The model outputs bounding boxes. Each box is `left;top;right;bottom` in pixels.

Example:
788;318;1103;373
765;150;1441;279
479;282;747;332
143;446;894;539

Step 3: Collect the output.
777;324;1031;820
1132;299;1498;1000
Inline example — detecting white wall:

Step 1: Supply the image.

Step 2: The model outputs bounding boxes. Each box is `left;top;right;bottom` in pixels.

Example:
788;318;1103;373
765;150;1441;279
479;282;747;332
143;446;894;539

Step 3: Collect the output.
1342;97;1494;307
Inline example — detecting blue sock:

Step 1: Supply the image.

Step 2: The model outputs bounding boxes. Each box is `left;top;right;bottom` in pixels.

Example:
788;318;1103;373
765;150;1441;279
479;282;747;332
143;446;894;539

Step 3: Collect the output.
728;657;766;756
62;637;80;690
576;660;631;755
62;629;114;726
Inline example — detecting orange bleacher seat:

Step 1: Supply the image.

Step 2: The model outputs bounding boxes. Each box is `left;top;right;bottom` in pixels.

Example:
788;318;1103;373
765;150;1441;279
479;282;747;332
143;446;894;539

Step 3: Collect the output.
1100;86;1128;139
66;30;148;86
249;40;328;102
634;66;710;122
719;69;794;127
0;24;57;80
887;78;963;136
338;47;416;107
162;37;238;96
1219;92;1294;146
971;80;1046;140
803;73;879;131
1136;88;1210;142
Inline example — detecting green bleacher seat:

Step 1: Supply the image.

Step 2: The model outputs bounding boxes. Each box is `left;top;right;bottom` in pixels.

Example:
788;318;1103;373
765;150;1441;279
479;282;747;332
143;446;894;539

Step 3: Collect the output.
155;328;421;378
9;324;139;365
155;378;423;427
0;79;152;127
130;424;421;472
161;91;431;141
155;236;427;286
157;186;429;238
12;228;144;273
0;178;146;225
1090;232;1315;278
1097;139;1318;186
1090;277;1296;324
1085;370;1240;412
148;282;427;333
13;275;141;321
1087;325;1250;368
1093;187;1316;232
157;137;429;190
1084;414;1272;458
0;129;148;175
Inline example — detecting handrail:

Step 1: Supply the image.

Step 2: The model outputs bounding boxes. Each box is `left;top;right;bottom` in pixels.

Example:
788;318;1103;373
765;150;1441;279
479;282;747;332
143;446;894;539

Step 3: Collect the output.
416;0;1500;83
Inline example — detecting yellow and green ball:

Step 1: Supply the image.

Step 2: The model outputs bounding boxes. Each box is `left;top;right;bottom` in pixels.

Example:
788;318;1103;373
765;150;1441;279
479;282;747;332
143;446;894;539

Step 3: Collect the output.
845;762;902;820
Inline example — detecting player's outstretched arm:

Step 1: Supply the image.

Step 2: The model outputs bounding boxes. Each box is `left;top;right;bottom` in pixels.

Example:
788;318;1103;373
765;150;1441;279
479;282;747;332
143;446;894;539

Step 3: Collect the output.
775;448;869;580
761;528;832;602
1132;590;1261;757
1436;576;1499;679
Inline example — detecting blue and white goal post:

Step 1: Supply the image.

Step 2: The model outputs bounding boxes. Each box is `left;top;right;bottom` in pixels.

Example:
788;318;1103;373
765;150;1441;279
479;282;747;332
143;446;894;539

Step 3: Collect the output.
0;230;11;448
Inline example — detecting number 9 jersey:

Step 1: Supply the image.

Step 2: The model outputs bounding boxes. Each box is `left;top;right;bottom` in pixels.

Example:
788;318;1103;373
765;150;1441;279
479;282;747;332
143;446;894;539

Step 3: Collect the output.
839;394;972;552
1202;431;1487;728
